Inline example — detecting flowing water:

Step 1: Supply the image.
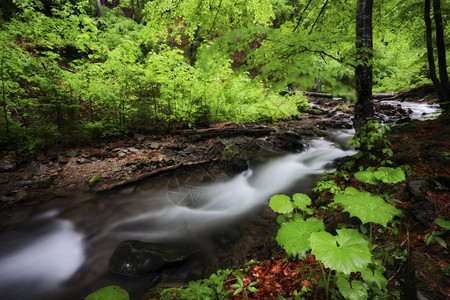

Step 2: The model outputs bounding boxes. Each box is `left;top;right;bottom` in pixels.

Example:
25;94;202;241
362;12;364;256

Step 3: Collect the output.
0;101;440;300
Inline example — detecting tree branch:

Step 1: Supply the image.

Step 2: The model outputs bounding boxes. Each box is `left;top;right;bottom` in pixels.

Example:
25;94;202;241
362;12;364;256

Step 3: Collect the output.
308;0;329;35
293;0;314;32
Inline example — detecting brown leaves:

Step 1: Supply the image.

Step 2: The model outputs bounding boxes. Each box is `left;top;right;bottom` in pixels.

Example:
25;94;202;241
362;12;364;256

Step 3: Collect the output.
226;253;322;299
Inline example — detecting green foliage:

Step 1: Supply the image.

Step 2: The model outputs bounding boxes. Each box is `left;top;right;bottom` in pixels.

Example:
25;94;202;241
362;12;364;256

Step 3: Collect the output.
333;187;402;228
270;194;294;214
277;217;325;259
89;174;101;185
349;120;393;166
231;271;259;296
154;269;232;299
309;229;372;275
312;179;342;194
85;285;129;300
335;275;368;300
425;218;450;249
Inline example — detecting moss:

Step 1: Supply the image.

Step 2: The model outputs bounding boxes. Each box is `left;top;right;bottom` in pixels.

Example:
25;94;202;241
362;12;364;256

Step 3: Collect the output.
89;174;101;185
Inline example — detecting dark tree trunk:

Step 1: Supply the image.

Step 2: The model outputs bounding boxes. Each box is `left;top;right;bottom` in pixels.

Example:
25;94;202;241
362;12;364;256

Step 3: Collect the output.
95;0;103;17
354;0;374;129
424;0;445;100
432;0;450;102
131;0;135;20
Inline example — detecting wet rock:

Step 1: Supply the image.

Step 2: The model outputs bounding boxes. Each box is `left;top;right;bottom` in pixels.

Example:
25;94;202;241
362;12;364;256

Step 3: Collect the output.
146;142;162;150
25;161;43;175
133;133;146;141
15;188;29;201
396;117;412;124
17;180;33;188
58;155;68;164
0;196;15;202
183;145;197;155
47;147;63;160
77;157;88;164
219;144;249;172
162;148;177;156
0;159;16;172
271;131;304;152
109;240;201;276
407;179;428;201
65;150;78;157
36;153;47;161
128;147;140;154
38;176;52;188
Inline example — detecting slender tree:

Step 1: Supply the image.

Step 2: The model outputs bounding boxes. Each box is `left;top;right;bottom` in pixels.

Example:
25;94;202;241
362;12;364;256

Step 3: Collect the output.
432;0;450;101
354;0;374;129
95;0;103;17
425;0;444;100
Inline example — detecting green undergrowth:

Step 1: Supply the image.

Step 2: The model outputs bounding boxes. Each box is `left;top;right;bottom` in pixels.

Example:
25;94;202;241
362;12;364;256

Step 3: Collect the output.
86;121;412;299
86;120;410;300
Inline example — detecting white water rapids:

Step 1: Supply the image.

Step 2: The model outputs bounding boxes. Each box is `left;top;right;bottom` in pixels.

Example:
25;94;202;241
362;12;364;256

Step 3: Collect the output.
0;101;440;300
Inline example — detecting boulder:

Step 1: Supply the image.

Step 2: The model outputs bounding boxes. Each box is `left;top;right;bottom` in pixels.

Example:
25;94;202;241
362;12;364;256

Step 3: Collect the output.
133;133;146;141
0;159;16;172
219;144;249;172
109;240;201;277
407;179;428;201
24;161;49;175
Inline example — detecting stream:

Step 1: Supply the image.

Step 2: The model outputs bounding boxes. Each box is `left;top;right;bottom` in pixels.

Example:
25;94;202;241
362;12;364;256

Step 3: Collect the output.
0;101;441;300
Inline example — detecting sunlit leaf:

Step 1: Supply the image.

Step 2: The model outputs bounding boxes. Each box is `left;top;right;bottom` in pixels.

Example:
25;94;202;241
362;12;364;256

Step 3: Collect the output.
309;229;372;275
354;170;378;184
277;217;325;259
269;194;294;214
333;187;402;227
373;167;405;183
292;193;311;210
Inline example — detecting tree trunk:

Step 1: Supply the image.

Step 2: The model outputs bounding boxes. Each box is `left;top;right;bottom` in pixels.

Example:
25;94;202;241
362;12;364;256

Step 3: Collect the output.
354;0;374;129
95;0;103;17
432;0;450;102
131;0;135;20
424;0;445;100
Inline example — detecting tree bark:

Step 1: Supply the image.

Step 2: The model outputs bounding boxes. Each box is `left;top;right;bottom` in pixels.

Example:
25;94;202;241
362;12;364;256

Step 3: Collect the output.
424;0;444;100
95;0;103;17
432;0;450;102
354;0;374;129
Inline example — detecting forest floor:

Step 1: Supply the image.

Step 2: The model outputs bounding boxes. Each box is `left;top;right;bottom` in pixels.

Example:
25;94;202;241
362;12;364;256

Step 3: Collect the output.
0;86;449;299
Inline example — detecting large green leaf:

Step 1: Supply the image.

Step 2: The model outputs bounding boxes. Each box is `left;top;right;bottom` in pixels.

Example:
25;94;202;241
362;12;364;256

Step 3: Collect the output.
333;187;402;227
276;217;325;259
85;285;129;300
335;275;368;300
373;167;405;183
354;170;378;185
292;193;311;210
269;194;294;214
361;268;388;291
355;167;405;184
309;229;372;275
